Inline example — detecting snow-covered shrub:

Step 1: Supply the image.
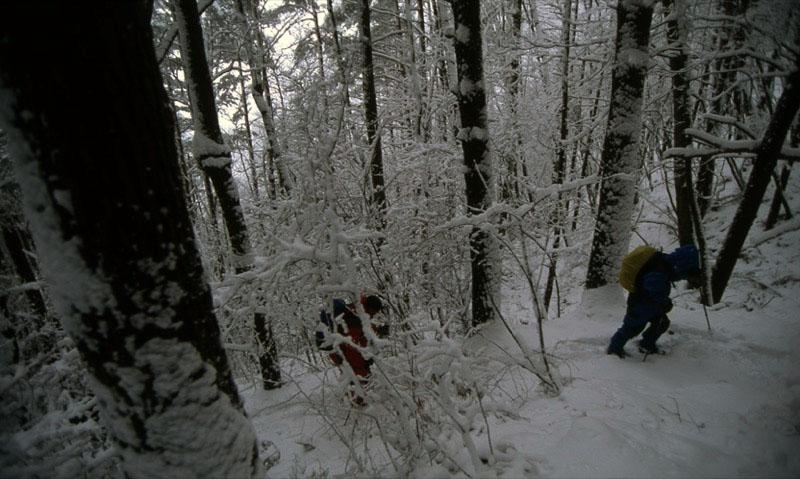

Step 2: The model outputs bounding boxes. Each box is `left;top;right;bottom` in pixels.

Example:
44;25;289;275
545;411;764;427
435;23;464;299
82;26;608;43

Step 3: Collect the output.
0;315;119;478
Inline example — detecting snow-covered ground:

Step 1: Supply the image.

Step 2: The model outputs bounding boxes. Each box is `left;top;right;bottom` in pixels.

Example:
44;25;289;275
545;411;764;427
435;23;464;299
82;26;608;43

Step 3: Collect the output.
240;174;800;478
241;291;799;478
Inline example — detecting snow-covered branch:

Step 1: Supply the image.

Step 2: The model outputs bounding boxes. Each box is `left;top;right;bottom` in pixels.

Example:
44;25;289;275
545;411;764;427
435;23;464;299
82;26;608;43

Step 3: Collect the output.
664;128;800;162
155;0;215;64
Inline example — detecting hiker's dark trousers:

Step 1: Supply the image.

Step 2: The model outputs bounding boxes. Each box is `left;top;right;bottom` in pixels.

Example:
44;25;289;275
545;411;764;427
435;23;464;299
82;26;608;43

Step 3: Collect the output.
609;314;670;352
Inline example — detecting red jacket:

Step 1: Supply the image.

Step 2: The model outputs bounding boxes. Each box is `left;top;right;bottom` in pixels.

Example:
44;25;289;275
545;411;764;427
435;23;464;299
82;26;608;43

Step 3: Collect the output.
329;304;379;378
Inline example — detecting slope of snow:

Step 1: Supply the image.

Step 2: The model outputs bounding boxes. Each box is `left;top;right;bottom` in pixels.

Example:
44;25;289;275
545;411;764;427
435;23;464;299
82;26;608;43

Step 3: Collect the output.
240;169;800;478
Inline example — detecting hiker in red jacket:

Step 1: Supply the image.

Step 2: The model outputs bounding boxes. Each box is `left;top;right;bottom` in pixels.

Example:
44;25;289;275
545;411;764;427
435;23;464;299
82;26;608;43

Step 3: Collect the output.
318;295;385;404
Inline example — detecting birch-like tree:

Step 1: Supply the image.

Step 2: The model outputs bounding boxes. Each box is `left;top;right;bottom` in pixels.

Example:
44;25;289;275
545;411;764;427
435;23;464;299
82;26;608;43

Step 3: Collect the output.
0;3;260;476
585;0;654;289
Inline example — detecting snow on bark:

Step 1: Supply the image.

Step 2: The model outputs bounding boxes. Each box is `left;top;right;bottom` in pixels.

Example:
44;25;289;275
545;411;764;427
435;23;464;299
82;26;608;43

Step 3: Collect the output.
192;131;232;169
87;338;258;477
0;3;261;475
174;0;253;266
0;114;115;342
451;0;501;325
1;94;261;479
585;0;654;290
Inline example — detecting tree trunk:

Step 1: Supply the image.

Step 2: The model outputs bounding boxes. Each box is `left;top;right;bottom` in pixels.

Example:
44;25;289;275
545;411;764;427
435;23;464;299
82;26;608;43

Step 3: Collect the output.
174;0;250;269
358;0;388;230
234;0;292;197
404;0;425;140
327;0;352;107
309;0;329;113
507;0;525;203
0;3;260;476
664;0;695;246
711;66;800;303
544;0;573;314
238;60;260;198
764;99;798;230
765;164;794;230
179;0;281;390
697;0;750;216
451;0;500;326
585;0;654;289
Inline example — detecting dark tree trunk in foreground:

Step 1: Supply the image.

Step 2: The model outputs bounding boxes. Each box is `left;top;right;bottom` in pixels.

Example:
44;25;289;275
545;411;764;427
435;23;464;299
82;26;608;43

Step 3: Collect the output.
359;0;388;230
0;4;260;476
176;0;281;389
711;66;800;303
585;0;654;289
451;0;500;326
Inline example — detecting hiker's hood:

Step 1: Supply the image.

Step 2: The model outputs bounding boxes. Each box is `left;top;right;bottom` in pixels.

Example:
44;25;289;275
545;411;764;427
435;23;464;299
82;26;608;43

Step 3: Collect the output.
664;244;700;281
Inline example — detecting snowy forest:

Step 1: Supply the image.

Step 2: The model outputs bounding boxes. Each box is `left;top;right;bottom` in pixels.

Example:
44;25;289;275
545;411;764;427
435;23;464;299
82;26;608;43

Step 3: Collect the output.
1;0;799;477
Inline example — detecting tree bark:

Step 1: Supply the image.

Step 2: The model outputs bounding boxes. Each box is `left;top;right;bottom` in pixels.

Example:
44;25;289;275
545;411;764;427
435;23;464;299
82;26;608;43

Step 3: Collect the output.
451;0;500;326
0;3;260;476
178;0;281;390
326;0;352;107
544;0;573;314
174;0;250;269
664;0;695;246
233;0;292;197
711;66;800;303
585;0;654;289
358;0;388;230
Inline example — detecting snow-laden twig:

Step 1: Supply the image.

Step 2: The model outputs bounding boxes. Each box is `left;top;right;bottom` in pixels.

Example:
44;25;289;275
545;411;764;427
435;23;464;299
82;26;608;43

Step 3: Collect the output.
489;294;560;395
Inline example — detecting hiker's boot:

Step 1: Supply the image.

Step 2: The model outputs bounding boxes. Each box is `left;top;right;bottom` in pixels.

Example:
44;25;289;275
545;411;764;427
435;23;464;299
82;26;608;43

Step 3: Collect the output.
637;340;662;355
606;346;629;359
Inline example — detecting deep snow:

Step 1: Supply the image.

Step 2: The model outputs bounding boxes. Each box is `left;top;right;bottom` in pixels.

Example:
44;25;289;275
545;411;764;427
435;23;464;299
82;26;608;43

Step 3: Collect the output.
239;173;800;478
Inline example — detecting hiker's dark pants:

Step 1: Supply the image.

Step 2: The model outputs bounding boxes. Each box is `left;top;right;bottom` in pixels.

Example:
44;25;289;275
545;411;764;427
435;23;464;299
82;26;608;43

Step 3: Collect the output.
609;314;670;352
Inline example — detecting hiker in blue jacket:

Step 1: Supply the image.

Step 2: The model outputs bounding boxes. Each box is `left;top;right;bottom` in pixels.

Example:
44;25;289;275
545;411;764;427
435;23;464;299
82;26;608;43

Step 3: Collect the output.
607;244;700;358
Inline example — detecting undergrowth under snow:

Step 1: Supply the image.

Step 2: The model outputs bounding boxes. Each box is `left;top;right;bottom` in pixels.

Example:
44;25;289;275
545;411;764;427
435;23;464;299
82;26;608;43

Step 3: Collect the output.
239;174;800;478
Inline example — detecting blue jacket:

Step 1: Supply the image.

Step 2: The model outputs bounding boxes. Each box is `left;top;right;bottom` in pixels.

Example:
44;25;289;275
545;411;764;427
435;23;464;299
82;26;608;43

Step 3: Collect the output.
626;244;699;324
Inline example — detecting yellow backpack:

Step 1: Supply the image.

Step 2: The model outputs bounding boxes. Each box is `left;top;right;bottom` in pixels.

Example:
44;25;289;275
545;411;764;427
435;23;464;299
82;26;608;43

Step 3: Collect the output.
619;245;657;293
